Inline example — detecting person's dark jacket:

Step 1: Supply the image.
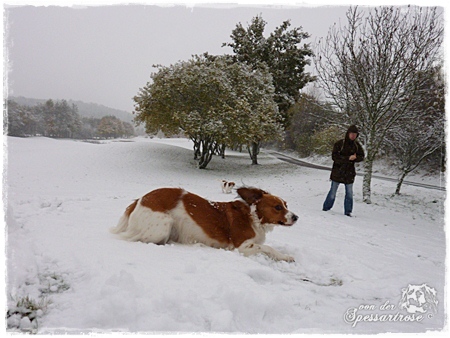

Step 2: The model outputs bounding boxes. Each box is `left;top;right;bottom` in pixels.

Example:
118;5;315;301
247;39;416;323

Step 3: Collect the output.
330;125;365;184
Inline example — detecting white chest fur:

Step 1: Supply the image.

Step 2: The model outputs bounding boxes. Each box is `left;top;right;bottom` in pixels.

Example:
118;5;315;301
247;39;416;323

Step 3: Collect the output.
249;205;274;245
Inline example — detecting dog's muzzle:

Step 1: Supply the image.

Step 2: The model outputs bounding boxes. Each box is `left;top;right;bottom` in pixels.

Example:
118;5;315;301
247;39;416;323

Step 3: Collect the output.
280;213;298;226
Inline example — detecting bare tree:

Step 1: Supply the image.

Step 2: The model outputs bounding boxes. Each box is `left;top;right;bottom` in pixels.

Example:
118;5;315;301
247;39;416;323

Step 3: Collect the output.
388;65;445;194
314;6;443;203
391;119;444;195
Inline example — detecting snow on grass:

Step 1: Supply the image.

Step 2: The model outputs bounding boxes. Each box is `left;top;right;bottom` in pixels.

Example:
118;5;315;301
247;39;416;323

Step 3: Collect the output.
4;136;446;334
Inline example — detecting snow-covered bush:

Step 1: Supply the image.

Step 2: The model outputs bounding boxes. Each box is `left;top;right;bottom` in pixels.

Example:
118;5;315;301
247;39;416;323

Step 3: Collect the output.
7;272;70;333
7;295;51;333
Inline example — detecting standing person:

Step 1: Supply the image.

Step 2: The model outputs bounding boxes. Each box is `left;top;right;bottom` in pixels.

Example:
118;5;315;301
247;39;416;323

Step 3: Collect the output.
322;125;365;216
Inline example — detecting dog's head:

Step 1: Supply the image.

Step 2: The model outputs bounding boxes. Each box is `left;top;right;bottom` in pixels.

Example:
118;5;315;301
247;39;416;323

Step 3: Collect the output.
237;187;298;226
222;180;235;188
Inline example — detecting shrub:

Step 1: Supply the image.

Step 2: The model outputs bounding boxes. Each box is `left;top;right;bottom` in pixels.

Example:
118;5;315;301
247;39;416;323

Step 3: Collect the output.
311;125;344;155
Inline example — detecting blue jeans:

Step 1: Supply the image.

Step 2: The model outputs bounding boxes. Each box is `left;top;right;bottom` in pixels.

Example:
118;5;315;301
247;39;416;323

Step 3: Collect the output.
323;180;353;215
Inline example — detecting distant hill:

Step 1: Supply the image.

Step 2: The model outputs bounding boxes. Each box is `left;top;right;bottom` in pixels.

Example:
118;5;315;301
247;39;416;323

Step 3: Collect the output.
8;96;134;123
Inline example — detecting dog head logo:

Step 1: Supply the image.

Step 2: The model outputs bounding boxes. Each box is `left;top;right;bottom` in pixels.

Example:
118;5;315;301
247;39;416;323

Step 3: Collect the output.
399;284;438;314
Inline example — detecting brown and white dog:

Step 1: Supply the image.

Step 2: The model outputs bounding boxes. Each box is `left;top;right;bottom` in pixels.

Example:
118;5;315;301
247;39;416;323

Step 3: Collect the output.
111;187;298;262
221;180;235;194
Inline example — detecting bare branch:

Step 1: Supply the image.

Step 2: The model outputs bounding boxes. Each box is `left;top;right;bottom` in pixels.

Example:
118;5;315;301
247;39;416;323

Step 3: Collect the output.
314;5;444;202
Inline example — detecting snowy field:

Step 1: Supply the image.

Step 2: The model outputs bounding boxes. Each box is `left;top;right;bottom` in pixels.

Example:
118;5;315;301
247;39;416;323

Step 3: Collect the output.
3;136;447;334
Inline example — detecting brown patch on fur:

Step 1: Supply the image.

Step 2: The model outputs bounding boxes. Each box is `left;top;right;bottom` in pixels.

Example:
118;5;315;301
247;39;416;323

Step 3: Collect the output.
182;192;233;245
125;199;138;217
226;201;256;248
140;188;184;212
256;195;290;225
182;194;257;248
237;187;267;205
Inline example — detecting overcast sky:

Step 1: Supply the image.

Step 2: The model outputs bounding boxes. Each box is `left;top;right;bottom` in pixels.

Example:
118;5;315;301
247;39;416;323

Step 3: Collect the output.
4;1;447;112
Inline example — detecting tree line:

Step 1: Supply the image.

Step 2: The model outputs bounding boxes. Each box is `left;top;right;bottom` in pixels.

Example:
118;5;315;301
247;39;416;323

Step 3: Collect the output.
6;99;135;139
133;6;444;198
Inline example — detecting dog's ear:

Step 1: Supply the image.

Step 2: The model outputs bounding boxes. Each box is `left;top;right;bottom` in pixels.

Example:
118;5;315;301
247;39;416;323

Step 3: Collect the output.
237;187;267;205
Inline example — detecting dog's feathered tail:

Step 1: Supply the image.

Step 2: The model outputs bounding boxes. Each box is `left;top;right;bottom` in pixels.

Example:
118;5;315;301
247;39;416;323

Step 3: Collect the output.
110;199;138;234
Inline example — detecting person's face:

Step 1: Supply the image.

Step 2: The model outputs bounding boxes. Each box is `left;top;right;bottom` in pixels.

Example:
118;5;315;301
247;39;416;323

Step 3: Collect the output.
348;132;358;141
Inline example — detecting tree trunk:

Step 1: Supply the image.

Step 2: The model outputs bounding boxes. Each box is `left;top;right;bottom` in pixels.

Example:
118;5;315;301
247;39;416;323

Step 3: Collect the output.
395;170;408;195
219;144;226;159
362;129;379;204
362;158;373;204
248;141;260;165
192;138;201;160
198;138;214;169
198;152;213;169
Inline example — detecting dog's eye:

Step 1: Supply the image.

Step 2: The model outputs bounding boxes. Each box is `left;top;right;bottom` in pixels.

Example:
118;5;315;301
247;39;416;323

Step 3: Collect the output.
275;205;283;211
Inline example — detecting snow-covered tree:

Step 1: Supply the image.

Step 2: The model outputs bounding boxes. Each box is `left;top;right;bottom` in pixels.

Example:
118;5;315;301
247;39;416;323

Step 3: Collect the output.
7;99;81;138
6;99;133;139
222;55;283;164
390;119;444;195
37;100;81;138
314;6;443;203
6;100;42;136
98;116;123;138
224;15;314;127
388;65;445;194
133;55;282;168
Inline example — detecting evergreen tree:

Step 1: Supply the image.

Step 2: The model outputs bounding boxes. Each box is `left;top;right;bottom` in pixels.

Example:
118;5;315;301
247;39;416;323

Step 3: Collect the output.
224;15;314;127
7;100;41;136
38;99;81;138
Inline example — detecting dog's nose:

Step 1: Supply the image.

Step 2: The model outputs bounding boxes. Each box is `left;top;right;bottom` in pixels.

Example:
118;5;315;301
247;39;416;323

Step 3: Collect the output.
292;214;299;222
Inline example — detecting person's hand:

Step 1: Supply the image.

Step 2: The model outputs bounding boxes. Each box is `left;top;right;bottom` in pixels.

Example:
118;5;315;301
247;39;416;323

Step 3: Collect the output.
349;154;357;161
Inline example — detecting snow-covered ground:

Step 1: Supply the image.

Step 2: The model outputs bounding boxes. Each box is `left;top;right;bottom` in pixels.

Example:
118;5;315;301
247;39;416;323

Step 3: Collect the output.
3;136;447;334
